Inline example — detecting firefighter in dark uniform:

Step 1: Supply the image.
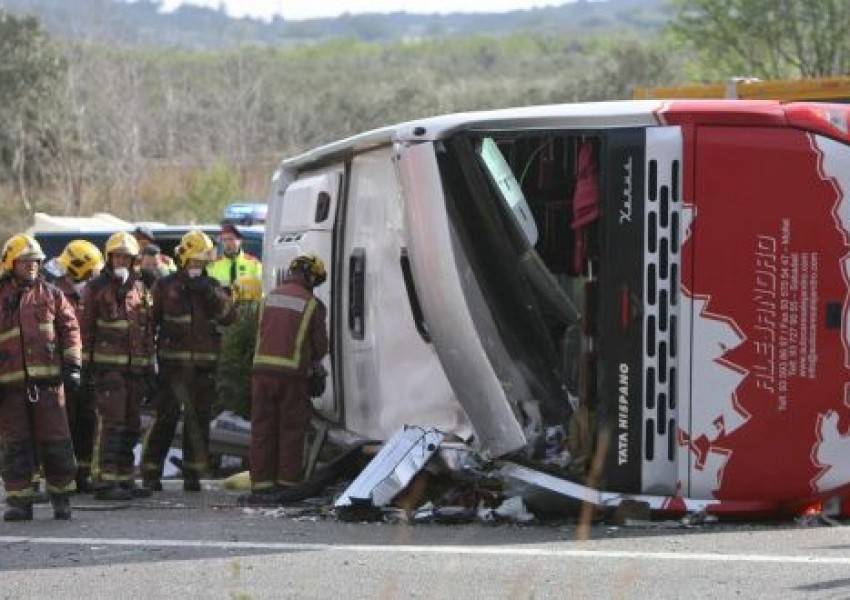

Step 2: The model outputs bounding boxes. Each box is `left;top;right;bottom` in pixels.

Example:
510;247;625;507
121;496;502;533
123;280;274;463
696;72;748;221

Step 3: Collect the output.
248;254;328;501
53;239;104;493
141;230;235;492
0;234;82;521
82;232;155;501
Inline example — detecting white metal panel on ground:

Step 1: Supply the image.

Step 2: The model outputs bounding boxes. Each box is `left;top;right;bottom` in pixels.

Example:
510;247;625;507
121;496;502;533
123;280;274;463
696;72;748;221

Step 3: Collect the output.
334;427;444;507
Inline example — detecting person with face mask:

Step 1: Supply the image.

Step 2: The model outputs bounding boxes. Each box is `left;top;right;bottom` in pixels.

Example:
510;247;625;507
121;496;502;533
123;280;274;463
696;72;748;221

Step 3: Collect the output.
53;240;104;494
141;230;235;492
81;232;155;501
0;234;82;521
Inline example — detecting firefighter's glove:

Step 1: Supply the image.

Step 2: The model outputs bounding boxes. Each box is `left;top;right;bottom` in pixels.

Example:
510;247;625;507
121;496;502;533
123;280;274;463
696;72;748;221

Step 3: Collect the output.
187;276;219;307
62;363;82;394
307;362;327;398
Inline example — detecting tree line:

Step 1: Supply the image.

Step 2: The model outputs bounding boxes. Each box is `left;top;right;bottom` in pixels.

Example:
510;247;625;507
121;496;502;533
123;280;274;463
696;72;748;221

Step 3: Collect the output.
1;0;848;238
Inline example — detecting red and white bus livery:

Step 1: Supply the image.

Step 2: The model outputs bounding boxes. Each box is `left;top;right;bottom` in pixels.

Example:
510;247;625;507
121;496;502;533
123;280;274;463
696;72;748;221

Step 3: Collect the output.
265;99;850;516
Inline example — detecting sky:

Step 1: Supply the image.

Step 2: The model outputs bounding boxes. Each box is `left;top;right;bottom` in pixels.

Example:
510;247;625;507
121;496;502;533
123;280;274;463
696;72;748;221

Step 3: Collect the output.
155;1;568;21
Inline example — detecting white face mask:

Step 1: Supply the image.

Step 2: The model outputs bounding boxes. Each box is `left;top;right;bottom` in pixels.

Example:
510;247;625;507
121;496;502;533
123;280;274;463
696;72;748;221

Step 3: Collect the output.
187;268;203;279
73;281;87;295
113;267;129;283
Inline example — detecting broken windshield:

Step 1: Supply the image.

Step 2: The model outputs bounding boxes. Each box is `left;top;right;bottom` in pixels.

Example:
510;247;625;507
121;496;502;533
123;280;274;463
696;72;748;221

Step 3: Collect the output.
437;132;602;459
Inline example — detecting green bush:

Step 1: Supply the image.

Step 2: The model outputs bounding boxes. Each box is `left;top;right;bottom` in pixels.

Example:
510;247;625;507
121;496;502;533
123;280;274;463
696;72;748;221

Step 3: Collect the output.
215;301;258;419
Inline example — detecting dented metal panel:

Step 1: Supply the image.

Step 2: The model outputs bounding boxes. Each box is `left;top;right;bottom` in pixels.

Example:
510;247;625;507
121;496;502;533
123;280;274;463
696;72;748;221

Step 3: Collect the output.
335;427;444;508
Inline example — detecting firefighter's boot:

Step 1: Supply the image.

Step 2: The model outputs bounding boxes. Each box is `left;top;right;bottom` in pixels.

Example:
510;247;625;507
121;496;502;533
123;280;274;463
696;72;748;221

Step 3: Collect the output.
142;476;163;492
94;485;132;501
51;495;72;520
120;480;152;498
3;502;34;522
183;476;201;492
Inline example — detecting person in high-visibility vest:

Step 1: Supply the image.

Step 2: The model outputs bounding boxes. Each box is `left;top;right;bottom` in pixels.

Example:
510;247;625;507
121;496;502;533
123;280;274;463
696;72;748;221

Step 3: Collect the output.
207;221;262;302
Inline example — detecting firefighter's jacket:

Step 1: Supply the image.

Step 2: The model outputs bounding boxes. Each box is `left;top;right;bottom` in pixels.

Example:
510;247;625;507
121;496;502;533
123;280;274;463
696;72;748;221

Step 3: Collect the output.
153;271;236;369
253;276;328;378
207;249;262;302
0;275;82;387
81;271;154;373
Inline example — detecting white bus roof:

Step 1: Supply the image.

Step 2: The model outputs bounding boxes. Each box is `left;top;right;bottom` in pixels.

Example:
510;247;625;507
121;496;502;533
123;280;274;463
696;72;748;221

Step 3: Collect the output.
279;100;665;173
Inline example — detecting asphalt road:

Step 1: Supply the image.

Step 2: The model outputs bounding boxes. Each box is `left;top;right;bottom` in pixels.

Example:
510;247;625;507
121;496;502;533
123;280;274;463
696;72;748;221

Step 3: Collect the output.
1;486;850;599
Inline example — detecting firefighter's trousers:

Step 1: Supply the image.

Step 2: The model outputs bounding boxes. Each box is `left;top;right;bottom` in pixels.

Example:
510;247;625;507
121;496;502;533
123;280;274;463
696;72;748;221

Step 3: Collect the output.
142;365;215;480
93;369;143;489
249;373;310;491
65;382;96;482
0;384;76;505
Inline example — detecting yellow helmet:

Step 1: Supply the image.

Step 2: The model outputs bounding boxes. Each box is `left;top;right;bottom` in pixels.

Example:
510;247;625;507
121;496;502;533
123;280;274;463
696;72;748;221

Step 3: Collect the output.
175;229;216;267
104;231;140;257
1;234;46;272
57;239;104;281
234;274;263;302
288;253;326;287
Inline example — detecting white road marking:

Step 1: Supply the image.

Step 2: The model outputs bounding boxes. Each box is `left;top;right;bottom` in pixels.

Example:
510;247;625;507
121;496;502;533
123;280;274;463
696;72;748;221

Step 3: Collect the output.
1;536;849;565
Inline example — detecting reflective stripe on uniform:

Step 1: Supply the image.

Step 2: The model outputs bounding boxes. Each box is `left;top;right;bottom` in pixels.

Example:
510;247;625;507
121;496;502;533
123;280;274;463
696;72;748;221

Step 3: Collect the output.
251;481;276;491
264;294;307;312
98;473;131;483
5;488;35;499
0;327;21;343
96;319;129;330
91;353;153;367
163;315;192;324
25;365;61;379
47;481;77;494
0;364;62;383
63;347;82;362
159;350;219;362
253;298;316;370
0;370;26;384
38;322;55;335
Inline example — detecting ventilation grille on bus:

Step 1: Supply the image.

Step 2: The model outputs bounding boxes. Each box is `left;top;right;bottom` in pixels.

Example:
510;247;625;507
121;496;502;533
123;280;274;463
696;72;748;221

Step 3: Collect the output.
644;156;681;465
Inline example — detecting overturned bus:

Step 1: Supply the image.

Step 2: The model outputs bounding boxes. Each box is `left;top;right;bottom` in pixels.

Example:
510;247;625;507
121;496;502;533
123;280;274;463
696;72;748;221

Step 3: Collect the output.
263;99;850;517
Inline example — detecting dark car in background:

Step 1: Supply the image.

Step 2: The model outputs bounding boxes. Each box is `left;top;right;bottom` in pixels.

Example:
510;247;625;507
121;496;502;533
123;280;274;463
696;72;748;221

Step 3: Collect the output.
35;225;263;262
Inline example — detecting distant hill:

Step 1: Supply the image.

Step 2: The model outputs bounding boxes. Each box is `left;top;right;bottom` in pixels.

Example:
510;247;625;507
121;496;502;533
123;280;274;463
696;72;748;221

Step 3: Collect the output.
2;0;670;49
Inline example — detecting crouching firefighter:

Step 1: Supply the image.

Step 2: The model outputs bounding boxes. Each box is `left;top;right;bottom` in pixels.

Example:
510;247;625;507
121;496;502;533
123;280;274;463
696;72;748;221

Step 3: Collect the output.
82;232;155;501
54;240;104;493
247;254;328;502
0;235;82;521
141;230;235;492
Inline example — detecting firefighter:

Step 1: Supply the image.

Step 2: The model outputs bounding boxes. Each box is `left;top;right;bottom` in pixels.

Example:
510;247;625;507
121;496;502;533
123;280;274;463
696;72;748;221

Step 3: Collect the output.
247;253;328;501
53;239;104;493
141;230;235;492
207;221;262;303
82;232;155;501
0;234;82;521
